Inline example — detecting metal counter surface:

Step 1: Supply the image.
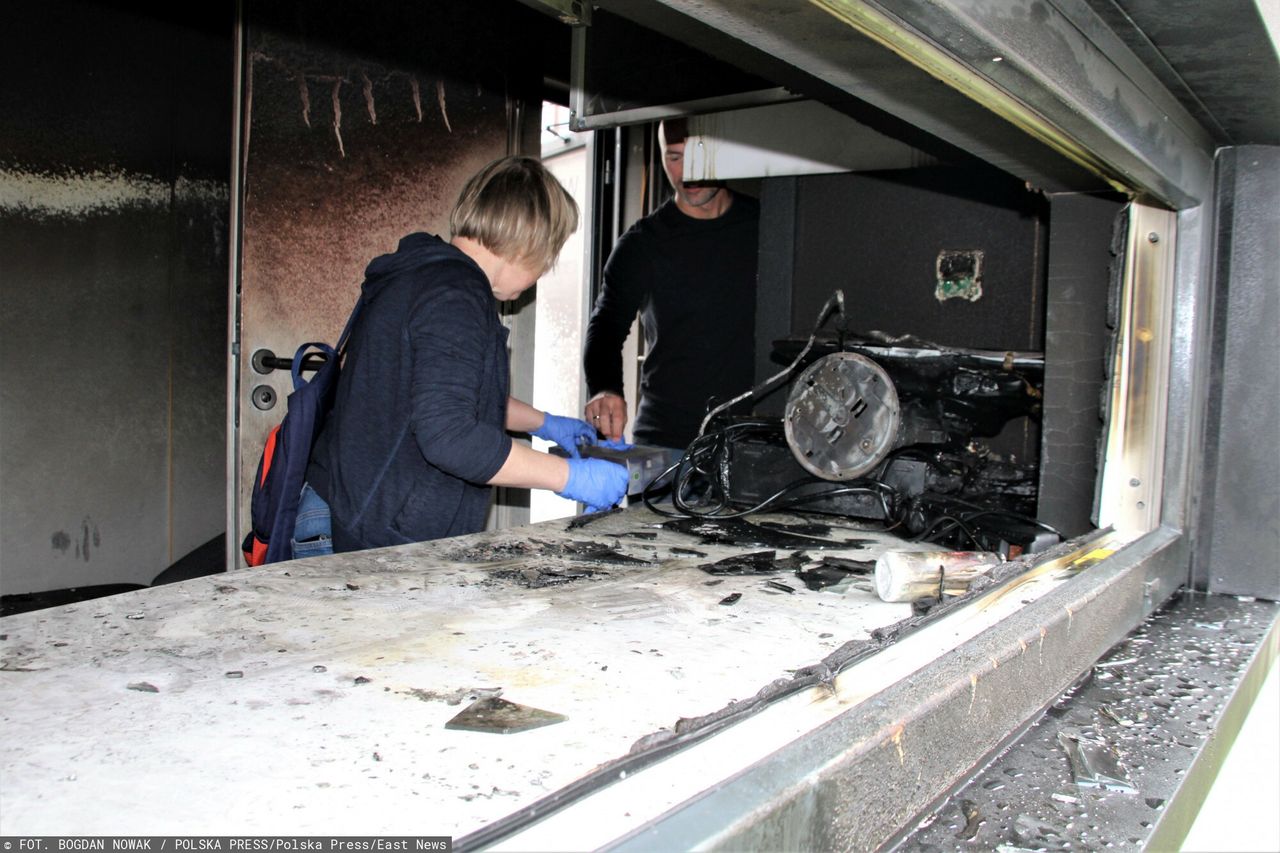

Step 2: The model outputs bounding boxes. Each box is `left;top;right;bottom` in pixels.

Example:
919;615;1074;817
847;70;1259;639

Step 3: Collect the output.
0;507;918;836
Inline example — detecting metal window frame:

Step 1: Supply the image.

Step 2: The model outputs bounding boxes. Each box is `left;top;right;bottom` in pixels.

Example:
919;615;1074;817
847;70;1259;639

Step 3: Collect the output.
470;1;1229;847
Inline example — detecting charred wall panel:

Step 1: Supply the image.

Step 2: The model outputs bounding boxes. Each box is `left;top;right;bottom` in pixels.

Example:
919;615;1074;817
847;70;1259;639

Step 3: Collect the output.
0;1;231;594
789;168;1047;352
234;0;555;546
1037;192;1124;539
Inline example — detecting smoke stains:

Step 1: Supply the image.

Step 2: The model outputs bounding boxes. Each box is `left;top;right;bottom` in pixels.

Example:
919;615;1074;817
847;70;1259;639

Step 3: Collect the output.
297;73;312;127
0;167;227;221
50;520;100;561
436;80;451;133
249;50;459;159
410;77;423;122
361;71;377;125
330;79;346;157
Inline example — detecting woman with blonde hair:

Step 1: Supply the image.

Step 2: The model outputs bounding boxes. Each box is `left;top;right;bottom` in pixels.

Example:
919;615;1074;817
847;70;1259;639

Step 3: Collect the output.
305;156;627;554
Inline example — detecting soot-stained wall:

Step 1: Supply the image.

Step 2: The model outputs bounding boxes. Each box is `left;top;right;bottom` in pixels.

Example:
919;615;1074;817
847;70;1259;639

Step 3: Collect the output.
234;0;557;548
777;166;1049;462
789;168;1048;351
0;1;232;594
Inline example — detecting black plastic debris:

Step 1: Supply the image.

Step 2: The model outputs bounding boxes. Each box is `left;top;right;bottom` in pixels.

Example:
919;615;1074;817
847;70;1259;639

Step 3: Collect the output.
757;519;835;537
795;557;873;590
663;516;865;549
766;580;796;594
560;541;650;564
816;555;875;574
699;550;810;576
565;507;624;530
718;593;742;606
701;550;779;575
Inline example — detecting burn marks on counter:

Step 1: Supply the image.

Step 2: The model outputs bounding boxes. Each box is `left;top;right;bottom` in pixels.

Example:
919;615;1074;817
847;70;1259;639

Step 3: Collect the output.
445;537;659;590
662;516;871;549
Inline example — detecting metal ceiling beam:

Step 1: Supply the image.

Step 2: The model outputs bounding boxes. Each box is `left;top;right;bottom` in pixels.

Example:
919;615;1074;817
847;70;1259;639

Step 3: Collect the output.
619;0;1217;207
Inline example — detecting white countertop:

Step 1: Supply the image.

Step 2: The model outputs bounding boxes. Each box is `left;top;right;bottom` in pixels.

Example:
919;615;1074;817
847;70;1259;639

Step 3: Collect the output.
0;508;920;837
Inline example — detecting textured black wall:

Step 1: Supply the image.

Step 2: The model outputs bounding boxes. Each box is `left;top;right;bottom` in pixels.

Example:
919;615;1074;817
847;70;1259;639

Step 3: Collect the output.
1038;192;1125;538
781;166;1049;463
789;167;1048;352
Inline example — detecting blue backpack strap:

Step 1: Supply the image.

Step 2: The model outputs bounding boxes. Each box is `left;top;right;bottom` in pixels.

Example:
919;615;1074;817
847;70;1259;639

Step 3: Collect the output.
259;296;364;564
291;342;336;390
288;297;362;390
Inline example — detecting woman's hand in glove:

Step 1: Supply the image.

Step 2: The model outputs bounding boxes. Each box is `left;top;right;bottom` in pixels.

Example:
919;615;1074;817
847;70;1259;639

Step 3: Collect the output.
556;458;629;513
532;413;598;458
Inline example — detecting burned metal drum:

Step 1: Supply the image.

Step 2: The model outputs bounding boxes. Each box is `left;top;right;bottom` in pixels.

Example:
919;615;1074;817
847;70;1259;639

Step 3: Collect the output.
784;352;900;481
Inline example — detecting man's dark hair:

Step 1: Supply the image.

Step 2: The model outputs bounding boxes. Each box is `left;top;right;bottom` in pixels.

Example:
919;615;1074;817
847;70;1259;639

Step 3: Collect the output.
660;118;689;147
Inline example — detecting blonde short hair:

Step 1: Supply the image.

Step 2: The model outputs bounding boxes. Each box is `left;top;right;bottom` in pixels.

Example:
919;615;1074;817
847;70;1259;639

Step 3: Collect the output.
449;156;578;274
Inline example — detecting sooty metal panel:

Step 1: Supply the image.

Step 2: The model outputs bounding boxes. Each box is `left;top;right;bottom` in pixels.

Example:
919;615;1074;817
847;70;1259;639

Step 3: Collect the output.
1039;192;1126;539
789;167;1047;353
0;1;231;593
1198;146;1280;600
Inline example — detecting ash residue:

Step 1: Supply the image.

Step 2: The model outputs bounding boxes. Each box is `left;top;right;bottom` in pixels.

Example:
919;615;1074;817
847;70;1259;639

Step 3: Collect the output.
757;519;834;537
442;540;541;563
486;565;607;589
445;537;650;566
662;516;868;549
403;686;502;706
559;540;651;564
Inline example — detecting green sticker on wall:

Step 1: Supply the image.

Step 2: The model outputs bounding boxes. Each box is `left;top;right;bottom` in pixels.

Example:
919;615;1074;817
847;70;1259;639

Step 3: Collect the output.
936;249;984;302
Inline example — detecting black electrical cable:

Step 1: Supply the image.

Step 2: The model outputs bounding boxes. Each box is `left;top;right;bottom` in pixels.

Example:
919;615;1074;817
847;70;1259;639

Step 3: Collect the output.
913;513;982;548
946;507;1064;540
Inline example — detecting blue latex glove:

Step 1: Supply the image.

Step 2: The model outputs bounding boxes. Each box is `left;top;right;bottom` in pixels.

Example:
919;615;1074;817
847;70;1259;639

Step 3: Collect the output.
557;457;629;513
598;438;634;451
533;413;597;459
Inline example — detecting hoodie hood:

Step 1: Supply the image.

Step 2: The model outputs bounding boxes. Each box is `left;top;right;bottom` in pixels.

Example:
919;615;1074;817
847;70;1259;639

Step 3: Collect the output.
360;233;483;304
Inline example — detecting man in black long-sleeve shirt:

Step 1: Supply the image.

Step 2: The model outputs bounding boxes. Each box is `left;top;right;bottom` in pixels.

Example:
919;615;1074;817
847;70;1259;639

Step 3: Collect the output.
583;119;760;450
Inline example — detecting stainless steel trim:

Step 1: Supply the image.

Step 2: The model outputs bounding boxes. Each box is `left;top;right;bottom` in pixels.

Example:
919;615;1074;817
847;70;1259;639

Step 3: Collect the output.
225;0;247;572
1098;204;1178;537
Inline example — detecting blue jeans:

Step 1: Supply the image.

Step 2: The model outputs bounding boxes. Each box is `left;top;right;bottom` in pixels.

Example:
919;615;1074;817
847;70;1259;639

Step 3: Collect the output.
292;483;334;559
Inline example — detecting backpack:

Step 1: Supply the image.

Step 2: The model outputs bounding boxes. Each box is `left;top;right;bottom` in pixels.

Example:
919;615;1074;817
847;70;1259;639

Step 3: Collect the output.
241;300;362;566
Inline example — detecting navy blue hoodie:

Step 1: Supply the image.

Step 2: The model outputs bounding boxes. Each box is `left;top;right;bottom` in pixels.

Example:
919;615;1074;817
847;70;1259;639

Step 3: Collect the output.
307;233;512;551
